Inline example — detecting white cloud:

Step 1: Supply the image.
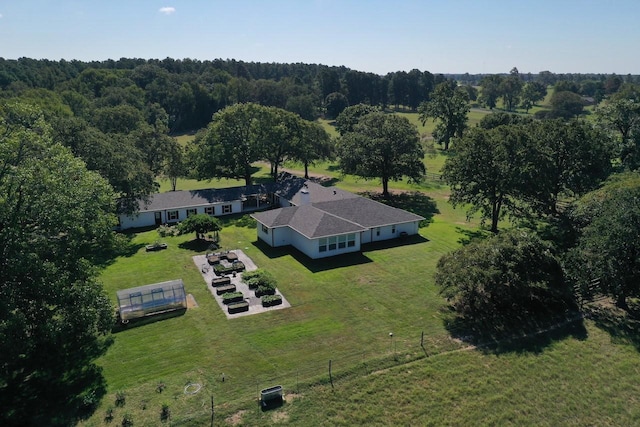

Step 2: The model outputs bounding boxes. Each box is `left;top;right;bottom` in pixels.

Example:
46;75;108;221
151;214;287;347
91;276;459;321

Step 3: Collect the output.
159;7;176;15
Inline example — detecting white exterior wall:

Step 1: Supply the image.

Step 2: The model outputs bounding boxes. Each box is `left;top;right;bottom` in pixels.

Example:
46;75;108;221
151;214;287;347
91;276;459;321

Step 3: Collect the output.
119;199;249;230
360;221;421;244
120;212;157;229
303;232;361;259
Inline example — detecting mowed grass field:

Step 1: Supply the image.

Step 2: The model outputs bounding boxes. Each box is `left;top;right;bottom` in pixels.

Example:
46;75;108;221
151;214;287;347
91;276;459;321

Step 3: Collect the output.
81;107;640;426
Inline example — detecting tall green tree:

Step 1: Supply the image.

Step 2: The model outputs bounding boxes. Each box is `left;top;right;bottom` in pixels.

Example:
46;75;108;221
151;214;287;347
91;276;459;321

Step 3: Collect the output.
324;92;349;119
549;91;586;119
418;81;469;150
0;103;116;425
443;125;533;233
520;81;547;112
337;112;424;198
500;68;523;112
479;74;503;109
335;103;380;136
178;213;221;240
194;103;268;186
567;173;640;309
531;120;613;214
435;229;569;322
259;107;306;181
293;120;333;179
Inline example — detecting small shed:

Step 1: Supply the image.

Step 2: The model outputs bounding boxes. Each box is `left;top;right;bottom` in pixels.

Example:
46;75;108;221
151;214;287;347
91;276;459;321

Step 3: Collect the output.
117;279;187;322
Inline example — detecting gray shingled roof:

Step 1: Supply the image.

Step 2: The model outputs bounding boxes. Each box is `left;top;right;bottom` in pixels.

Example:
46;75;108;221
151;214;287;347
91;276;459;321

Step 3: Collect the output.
253;195;424;239
313;197;424;228
253;205;366;238
137;183;276;212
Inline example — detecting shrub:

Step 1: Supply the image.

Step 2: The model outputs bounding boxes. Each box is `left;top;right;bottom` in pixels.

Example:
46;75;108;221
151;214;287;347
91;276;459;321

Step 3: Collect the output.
157;224;179;237
262;294;282;307
160;403;171;422
115;390;126;407
121;413;134;427
255;285;276;297
243;269;277;290
104;407;114;423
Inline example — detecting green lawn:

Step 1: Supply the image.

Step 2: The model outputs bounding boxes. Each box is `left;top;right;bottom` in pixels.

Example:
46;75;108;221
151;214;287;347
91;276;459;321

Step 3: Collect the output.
80;128;640;426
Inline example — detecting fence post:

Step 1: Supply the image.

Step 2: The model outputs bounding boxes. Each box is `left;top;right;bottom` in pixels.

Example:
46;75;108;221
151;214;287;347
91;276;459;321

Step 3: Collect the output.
329;359;334;390
210;395;214;427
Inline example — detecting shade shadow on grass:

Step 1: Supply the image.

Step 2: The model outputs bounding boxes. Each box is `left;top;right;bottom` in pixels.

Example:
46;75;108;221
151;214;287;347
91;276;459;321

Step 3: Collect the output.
178;238;215;252
251;239;373;273
443;308;586;355
456;227;491;246
586;301;640;352
361;234;429;252
112;308;187;333
92;232;146;268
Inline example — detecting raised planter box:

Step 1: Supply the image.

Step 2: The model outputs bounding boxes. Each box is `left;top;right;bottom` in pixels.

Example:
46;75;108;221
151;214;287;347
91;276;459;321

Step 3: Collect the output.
145;243;168;252
207;254;220;265
225;252;239;261
213;261;245;275
227;301;249;314
261;295;282;307
222;292;244;304
255;287;276;298
211;276;231;287
216;284;236;295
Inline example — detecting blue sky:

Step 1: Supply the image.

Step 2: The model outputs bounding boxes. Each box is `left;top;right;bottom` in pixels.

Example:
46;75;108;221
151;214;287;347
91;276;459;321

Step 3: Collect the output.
0;0;638;75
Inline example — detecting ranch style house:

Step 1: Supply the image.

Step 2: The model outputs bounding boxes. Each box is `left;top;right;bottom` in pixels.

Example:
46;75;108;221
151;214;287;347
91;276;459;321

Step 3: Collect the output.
119;174;423;259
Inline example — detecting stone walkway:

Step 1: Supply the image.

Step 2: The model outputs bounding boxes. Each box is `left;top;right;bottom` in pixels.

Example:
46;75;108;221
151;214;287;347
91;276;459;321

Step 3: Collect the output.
192;250;291;319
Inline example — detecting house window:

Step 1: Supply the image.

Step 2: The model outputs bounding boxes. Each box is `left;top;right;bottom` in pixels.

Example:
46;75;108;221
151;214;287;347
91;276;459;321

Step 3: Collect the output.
347;234;356;247
205;206;215;215
186;208;197;217
392;225;396;234
338;235;346;249
262;224;269;233
167;210;179;221
222;205;232;214
376;228;380;236
328;236;337;251
319;238;327;252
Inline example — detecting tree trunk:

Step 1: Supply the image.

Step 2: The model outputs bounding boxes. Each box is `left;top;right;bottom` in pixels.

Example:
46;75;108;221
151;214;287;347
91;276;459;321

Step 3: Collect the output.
491;198;502;233
382;177;390;199
304;162;309;179
273;163;279;182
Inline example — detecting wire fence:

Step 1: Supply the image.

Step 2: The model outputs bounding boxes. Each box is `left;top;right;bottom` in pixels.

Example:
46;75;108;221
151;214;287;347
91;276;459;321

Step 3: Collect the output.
165;329;464;424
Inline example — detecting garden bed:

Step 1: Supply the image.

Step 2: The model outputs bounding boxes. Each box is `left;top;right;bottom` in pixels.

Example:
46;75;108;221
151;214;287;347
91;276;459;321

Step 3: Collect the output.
227;301;249;314
211;276;231;287
262;295;283;307
216;284;236;295
213;261;245;275
221;292;244;304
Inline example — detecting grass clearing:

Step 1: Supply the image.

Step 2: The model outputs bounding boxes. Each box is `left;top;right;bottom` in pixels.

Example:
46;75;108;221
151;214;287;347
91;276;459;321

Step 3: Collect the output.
80;142;640;426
